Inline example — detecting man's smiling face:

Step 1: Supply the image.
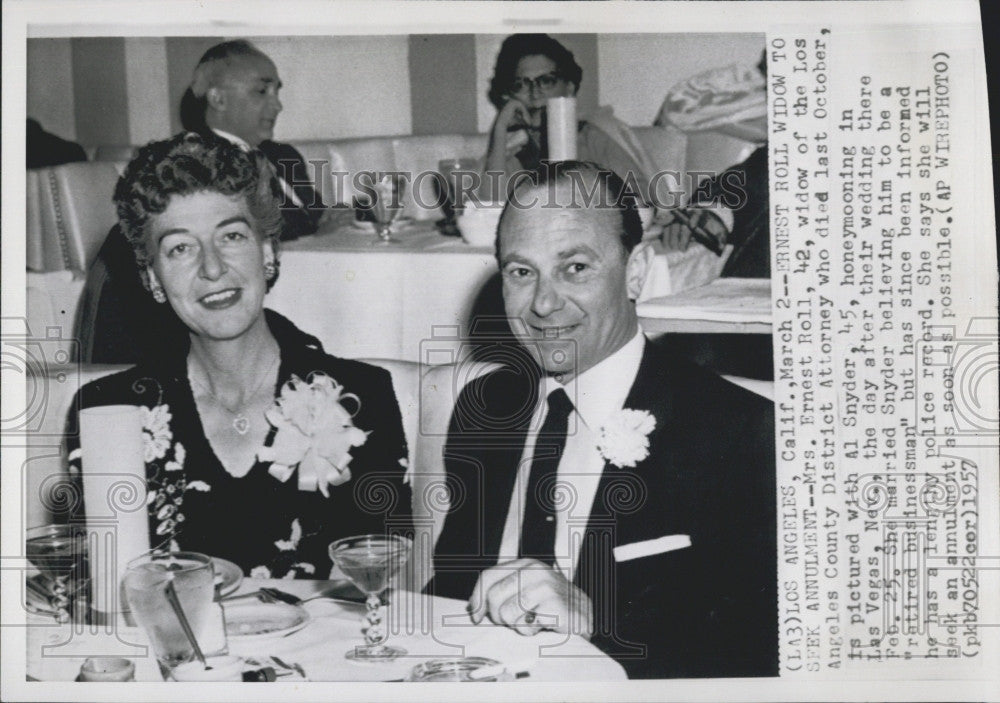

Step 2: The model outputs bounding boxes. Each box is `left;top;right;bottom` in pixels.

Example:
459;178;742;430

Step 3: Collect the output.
498;181;645;381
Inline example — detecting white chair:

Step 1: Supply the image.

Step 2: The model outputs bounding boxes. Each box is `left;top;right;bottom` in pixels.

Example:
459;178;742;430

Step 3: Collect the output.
25;271;87;361
26;161;126;273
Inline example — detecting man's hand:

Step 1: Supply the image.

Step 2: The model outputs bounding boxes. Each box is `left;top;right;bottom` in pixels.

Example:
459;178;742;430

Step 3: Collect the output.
468;558;594;639
660;206;731;254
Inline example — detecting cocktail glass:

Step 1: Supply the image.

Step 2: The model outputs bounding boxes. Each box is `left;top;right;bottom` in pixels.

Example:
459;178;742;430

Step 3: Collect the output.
122;552;216;671
25;524;88;623
328;534;412;661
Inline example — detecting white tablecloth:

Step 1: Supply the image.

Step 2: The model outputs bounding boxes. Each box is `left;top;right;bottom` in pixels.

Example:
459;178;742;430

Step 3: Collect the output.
25;578;626;682
265;220;723;361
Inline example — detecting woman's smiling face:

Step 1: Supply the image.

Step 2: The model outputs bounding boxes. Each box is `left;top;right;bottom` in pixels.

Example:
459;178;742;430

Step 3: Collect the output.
145;190;272;342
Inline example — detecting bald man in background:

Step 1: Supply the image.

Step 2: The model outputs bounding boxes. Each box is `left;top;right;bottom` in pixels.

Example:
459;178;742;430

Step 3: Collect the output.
180;39;330;236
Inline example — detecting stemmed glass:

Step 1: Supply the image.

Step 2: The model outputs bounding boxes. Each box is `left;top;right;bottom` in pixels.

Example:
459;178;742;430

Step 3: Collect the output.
368;175;406;245
435;157;479;236
26;524;88;623
328;534;412;662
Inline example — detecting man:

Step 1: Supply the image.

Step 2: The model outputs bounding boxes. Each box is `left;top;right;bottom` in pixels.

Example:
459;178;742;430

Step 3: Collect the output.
26;118;87;168
428;162;777;679
181;39;329;236
658;50;770;279
654;52;772;382
79;40;330;363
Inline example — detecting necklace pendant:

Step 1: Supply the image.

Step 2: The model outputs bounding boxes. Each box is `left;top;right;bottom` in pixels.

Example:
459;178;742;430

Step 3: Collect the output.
232;415;250;435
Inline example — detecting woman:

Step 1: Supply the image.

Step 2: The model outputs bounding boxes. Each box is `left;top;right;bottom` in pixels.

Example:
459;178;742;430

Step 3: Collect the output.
68;132;410;579
482;34;656;203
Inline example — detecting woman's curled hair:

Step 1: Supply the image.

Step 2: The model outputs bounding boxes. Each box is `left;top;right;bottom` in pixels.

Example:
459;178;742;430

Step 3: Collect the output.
114;132;283;290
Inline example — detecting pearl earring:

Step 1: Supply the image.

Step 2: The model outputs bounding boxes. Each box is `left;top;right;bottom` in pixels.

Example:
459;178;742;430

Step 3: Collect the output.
264;259;278;281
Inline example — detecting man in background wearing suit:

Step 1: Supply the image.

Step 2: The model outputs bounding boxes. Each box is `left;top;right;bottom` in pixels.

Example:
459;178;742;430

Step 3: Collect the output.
180;39;329;236
428;162;778;679
80;40;331;363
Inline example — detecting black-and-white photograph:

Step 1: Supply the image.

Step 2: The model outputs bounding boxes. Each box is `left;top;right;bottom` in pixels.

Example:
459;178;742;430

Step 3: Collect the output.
2;1;996;700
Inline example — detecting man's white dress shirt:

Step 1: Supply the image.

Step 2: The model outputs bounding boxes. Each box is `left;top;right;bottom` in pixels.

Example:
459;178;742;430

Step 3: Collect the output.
497;329;647;581
211;128;304;208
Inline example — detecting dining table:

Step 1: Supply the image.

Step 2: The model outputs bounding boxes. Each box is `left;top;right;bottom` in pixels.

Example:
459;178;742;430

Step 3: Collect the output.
24;577;627;682
264;215;728;362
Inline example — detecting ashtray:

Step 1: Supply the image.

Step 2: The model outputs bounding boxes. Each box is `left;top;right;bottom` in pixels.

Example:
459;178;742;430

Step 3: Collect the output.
407;657;513;682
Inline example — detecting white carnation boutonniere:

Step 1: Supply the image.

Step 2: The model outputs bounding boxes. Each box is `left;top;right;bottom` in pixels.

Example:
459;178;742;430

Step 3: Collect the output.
597;409;656;469
258;373;369;497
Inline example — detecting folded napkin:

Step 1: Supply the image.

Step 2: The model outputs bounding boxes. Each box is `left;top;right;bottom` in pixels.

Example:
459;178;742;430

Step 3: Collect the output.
79;405;150;625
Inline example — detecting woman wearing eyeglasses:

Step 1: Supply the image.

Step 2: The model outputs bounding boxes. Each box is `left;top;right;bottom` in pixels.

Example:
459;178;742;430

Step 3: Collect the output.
482;34;656;202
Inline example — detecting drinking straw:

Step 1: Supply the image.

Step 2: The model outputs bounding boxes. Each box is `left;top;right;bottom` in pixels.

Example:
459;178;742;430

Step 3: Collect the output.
163;577;210;670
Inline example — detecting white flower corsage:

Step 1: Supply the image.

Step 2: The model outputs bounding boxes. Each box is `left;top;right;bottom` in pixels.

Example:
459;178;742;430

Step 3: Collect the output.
597;409;656;468
258;373;369;497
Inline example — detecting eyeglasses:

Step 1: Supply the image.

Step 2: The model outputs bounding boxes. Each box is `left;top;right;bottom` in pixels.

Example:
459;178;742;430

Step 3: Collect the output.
510;72;562;95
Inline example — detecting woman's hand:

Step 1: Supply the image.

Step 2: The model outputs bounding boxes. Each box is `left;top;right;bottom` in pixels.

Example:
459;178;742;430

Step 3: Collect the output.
491;96;533;146
482;96;534;199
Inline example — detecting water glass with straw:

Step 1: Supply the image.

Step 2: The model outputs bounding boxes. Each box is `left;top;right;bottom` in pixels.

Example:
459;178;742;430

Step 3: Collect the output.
122;552;220;672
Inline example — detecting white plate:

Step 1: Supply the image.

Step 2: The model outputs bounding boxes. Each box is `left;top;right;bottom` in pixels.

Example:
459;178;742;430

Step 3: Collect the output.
211;557;243;597
224;601;310;641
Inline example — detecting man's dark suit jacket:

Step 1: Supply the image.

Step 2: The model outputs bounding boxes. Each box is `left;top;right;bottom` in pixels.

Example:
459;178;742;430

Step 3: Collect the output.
666;147;772;382
26;118;87;168
257;139;328;236
428;336;778;679
692;145;769;279
77;139;326;364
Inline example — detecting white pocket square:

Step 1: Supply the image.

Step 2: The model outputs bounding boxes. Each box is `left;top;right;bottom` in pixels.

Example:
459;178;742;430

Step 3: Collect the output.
613;534;691;562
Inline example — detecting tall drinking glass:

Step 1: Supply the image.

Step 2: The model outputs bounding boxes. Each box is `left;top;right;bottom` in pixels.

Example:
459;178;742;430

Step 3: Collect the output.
328;534;412;661
123;552;217;670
